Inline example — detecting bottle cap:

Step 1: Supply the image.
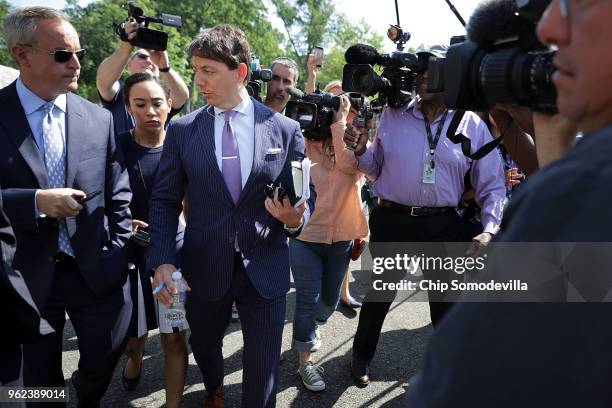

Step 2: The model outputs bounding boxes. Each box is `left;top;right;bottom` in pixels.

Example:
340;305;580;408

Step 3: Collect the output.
172;270;183;281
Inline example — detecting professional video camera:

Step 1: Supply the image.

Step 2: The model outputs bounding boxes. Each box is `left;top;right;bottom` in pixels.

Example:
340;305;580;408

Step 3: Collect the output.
114;2;182;52
427;0;556;113
284;88;372;141
341;29;428;109
247;56;272;102
284;87;340;141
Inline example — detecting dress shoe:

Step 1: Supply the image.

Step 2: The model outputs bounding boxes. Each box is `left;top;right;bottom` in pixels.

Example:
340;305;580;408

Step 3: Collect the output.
122;351;144;391
121;363;142;391
341;297;362;309
350;354;370;387
203;387;224;408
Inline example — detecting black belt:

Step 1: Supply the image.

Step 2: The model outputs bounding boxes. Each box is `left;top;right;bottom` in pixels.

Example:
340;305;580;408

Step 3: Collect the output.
377;199;454;217
55;252;75;263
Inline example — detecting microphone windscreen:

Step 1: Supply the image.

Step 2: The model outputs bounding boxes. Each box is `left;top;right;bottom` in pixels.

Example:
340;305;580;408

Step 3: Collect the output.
344;44;379;65
467;0;536;46
285;86;304;99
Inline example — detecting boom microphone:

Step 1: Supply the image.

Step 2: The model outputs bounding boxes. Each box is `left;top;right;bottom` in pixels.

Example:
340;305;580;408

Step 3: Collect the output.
285;86;304;99
344;43;423;71
285;87;340;111
344;44;381;65
466;0;542;48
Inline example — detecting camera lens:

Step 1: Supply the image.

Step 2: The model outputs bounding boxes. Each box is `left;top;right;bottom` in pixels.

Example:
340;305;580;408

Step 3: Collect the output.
286;103;315;130
354;67;374;94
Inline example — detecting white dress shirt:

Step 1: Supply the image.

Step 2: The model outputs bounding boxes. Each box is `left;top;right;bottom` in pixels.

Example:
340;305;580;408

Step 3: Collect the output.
213;96;255;188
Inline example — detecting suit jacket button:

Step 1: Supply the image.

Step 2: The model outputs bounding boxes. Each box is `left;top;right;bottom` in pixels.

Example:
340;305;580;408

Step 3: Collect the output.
228;237;234;244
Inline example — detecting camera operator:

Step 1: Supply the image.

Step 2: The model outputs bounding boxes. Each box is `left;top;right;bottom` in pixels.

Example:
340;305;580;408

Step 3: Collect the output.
489;104;577;173
323;80;369;310
343;45;506;387
406;0;612;406
289;93;368;392
264;56;299;112
96;19;189;135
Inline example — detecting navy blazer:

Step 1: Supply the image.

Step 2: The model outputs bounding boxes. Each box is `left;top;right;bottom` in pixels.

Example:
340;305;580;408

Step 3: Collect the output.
0;81;133;309
148;99;315;301
0;188;53;383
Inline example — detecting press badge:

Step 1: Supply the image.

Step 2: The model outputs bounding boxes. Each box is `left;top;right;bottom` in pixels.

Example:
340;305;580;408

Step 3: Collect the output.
422;160;436;184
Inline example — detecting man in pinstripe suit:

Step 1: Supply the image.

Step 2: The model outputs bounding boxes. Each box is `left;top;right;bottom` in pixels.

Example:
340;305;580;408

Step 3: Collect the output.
149;24;314;408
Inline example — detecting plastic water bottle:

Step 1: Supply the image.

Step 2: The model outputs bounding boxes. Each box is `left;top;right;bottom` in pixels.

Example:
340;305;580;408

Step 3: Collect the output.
164;270;188;328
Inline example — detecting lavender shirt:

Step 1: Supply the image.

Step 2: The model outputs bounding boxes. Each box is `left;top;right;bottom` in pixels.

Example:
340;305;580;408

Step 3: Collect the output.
357;98;506;234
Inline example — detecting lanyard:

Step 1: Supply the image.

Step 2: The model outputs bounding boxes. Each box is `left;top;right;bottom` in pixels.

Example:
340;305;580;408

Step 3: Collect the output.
424;110;448;169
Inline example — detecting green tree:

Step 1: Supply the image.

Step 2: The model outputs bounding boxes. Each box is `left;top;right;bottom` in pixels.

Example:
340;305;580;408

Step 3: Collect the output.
152;0;285;107
153;0;284;64
314;16;385;88
62;0;284;105
270;0;335;79
269;0;386;89
0;0;17;69
64;0;192;102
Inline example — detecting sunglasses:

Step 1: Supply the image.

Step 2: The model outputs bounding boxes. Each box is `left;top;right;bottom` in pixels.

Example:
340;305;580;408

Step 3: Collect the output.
23;44;86;63
134;53;151;61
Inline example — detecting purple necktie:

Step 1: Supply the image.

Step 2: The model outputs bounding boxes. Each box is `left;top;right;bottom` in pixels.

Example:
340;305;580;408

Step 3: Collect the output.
222;110;241;204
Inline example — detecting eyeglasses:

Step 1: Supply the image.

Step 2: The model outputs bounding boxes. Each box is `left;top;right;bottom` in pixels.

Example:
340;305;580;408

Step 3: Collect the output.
134;53;151;61
22;44;86;63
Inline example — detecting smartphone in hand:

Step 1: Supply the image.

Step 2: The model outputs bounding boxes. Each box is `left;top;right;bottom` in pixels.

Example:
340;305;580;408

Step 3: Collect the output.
314;46;324;68
75;190;101;203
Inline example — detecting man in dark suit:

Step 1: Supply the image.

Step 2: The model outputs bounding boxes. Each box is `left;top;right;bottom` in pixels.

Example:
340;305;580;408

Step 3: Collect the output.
407;1;612;406
149;24;314;408
0;6;132;407
0;187;53;407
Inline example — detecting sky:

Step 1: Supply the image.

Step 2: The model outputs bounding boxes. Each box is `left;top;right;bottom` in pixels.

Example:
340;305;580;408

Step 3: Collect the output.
9;0;481;52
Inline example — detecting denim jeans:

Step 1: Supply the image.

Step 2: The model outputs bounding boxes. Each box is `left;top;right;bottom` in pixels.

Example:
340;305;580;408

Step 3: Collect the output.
289;238;352;352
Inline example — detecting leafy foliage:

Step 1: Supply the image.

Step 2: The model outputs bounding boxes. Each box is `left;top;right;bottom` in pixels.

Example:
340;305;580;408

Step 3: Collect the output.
1;0;391;105
0;0;17;69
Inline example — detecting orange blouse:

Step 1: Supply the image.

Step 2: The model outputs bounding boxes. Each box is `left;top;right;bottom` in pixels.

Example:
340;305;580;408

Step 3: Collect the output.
298;120;369;244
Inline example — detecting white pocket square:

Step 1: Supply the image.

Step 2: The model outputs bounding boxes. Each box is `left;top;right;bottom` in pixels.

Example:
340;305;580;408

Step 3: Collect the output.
266;147;283;155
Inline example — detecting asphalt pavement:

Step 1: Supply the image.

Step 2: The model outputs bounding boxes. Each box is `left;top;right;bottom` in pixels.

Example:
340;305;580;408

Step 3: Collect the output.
61;259;433;407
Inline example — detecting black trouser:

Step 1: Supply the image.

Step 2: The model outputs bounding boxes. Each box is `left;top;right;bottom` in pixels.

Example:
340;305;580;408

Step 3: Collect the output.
23;257;124;407
353;205;464;362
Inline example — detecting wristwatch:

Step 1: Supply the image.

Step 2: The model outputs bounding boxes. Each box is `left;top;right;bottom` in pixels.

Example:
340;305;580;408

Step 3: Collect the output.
284;222;302;234
159;66;171;73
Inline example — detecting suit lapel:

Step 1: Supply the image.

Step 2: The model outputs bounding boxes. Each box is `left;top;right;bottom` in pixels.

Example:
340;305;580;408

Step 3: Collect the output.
196;105;234;204
65;93;85;188
0;83;49;188
238;101;273;206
